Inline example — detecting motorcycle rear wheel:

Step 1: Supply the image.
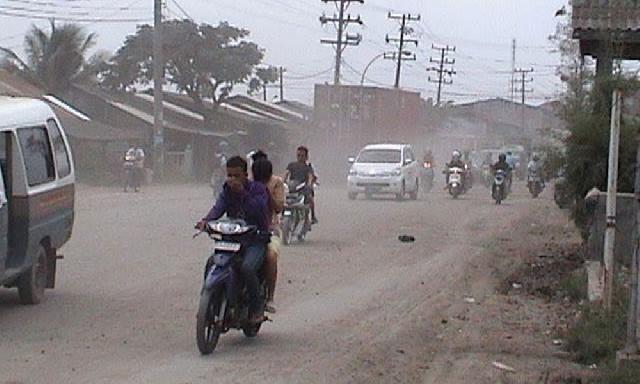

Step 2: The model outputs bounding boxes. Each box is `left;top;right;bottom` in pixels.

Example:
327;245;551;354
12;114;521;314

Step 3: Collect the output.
196;288;224;355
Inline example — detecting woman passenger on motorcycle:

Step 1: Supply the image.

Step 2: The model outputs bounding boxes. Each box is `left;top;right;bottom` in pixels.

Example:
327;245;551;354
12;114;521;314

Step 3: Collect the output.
251;152;285;314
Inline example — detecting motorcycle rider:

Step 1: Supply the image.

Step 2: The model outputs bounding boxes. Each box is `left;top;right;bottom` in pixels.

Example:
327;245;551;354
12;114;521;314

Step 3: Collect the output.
492;153;512;194
527;153;545;188
124;145;145;192
285;146;317;226
445;150;466;186
251;151;285;314
210;141;230;198
197;156;270;325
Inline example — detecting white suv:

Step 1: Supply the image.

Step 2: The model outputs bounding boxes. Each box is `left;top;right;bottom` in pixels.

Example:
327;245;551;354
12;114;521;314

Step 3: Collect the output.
347;144;419;200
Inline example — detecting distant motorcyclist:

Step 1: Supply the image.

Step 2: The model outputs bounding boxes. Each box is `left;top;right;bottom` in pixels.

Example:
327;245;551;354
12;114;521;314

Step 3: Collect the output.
492;153;512;193
124;145;145;192
423;149;435;167
285;146;317;225
527;154;545;188
445;150;466;186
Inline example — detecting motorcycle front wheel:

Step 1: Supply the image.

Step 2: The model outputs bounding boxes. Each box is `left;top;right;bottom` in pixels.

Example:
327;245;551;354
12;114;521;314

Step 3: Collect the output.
282;217;293;245
196;288;224;355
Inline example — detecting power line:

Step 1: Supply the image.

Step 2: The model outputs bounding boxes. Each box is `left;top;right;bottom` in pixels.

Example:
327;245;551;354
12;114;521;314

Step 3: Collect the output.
0;9;151;22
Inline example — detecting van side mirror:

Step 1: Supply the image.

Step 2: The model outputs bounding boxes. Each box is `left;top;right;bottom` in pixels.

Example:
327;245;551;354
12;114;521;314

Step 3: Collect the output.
348;157;356;164
404;158;413;165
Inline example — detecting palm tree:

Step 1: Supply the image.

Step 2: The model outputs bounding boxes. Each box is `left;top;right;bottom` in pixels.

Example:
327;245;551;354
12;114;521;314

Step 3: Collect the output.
0;20;98;92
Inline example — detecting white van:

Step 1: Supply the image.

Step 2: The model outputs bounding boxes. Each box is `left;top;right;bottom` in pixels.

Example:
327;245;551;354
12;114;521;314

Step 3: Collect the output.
347;143;419;200
0;96;75;304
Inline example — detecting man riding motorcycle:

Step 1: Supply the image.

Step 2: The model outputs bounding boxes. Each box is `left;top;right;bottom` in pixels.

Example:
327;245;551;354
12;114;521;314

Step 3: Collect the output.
197;156;270;325
445;150;467;187
527;153;545;187
492;153;512;194
285;146;317;226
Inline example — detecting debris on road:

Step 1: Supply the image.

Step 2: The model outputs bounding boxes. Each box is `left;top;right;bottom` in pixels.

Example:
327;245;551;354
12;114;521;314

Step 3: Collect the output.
463;297;476;304
492;361;516;373
398;235;416;243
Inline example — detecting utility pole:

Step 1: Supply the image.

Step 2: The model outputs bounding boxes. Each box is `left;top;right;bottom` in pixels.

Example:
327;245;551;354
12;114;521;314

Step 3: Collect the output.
603;89;622;312
624;89;640;354
279;66;285;101
320;0;364;85
513;67;534;134
510;38;516;103
427;44;456;106
384;12;420;88
152;0;164;180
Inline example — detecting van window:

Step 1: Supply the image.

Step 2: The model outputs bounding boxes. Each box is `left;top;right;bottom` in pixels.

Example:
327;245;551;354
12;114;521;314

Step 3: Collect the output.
17;127;55;186
46;119;71;178
405;148;415;163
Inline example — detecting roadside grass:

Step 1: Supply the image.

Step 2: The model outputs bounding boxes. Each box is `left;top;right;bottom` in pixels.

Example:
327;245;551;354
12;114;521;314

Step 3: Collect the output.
565;284;630;383
599;362;640;384
558;269;588;303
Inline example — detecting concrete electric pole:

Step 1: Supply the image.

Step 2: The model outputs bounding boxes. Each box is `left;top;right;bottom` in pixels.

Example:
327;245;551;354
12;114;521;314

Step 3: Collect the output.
320;0;364;85
384;12;420;88
153;0;164;180
427;45;456;106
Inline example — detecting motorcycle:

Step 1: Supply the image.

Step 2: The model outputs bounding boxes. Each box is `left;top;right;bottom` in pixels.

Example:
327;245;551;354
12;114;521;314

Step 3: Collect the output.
447;167;465;199
527;170;544;198
194;219;268;355
281;181;311;245
123;153;138;192
492;169;508;205
420;161;435;194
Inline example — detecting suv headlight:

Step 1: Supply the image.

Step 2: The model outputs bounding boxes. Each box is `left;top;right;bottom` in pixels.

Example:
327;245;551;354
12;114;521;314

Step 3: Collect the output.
348;168;357;176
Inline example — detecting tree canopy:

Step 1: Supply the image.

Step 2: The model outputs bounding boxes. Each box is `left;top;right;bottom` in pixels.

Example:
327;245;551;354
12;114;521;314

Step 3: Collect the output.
102;20;267;116
0;20;98;92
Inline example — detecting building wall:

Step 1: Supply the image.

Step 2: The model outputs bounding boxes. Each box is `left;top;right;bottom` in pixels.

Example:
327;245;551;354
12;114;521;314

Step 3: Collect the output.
312;84;422;179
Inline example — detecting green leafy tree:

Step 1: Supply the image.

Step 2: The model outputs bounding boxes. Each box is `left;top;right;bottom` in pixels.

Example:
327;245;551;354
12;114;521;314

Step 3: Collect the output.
247;66;279;97
0;20;98;92
102;20;266;118
549;15;640;233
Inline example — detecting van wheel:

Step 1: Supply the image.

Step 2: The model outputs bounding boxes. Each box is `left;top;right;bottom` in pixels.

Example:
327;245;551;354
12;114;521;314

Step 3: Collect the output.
17;244;48;305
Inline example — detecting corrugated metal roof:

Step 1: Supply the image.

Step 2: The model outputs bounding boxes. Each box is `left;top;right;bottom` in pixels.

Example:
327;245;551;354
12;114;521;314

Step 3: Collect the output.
0;70;141;141
573;0;640;32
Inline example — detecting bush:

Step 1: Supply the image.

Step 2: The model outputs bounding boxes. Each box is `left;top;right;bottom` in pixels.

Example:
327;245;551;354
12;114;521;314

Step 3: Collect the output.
559;270;588;302
566;293;628;365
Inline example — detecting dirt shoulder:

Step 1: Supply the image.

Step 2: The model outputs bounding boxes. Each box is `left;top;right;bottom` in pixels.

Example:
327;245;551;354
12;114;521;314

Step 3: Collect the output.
422;194;591;383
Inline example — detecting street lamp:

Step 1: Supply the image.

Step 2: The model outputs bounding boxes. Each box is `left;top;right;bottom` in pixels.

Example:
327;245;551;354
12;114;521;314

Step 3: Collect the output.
360;52;386;86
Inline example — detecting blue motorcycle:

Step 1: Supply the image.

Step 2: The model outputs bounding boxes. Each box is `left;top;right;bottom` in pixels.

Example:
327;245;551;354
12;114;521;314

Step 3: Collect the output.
194;219;268;354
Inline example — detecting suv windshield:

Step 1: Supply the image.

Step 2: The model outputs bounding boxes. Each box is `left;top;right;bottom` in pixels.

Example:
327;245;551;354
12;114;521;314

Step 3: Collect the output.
357;149;401;164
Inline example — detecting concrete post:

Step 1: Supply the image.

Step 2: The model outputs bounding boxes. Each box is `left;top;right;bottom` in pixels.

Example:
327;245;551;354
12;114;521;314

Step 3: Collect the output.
603;89;621;311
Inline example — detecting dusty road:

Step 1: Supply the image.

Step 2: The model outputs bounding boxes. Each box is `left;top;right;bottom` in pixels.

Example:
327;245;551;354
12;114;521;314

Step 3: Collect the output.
1;182;549;383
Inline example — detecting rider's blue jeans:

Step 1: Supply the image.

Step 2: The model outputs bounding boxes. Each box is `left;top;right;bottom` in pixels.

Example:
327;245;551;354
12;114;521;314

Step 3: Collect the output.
241;242;266;316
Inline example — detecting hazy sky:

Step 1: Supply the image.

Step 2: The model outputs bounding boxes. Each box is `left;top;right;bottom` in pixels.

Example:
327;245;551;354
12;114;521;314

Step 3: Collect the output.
0;0;569;105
